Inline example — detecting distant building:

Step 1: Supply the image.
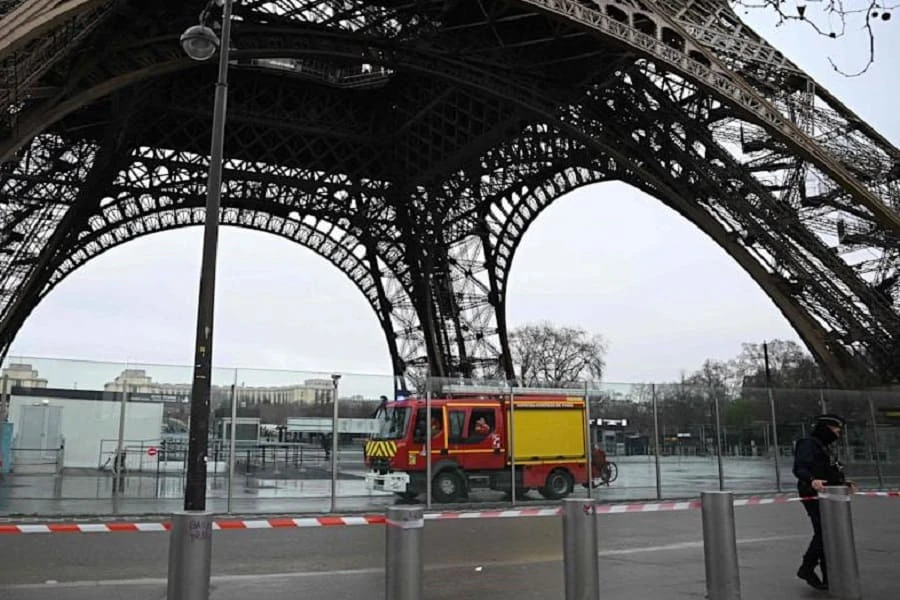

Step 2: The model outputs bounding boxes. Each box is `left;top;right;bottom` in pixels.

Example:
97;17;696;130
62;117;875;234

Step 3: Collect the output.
1;363;48;394
103;369;334;406
2;364;344;410
233;378;334;406
104;369;192;402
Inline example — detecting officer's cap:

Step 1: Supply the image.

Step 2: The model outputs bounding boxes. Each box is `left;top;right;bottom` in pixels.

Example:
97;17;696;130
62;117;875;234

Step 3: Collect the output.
814;413;846;428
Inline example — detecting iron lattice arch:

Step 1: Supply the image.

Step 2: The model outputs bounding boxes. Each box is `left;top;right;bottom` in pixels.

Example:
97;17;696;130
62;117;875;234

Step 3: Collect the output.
0;0;898;389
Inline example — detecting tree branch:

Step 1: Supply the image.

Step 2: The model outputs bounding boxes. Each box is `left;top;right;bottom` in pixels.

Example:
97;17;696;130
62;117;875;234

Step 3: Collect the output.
733;0;896;76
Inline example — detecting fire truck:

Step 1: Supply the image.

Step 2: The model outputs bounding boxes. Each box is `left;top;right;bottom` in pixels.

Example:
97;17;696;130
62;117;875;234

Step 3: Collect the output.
363;385;597;503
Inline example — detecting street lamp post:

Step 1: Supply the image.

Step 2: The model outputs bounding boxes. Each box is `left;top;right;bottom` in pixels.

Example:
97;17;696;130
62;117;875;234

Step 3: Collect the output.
167;1;233;598
182;0;233;515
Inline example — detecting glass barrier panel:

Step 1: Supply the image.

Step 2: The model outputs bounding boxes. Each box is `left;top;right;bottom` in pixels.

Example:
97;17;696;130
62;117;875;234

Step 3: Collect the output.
865;389;900;489
818;389;878;490
0;356;243;516
111;361;236;515
770;387;827;492
334;371;396;512
720;388;778;494
5;352;896;518
585;381;657;502
231;366;396;513
654;382;721;499
1;356;132;515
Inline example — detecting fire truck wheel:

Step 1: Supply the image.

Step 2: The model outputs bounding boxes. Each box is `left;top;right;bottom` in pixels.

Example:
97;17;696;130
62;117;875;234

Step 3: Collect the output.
432;470;465;503
540;469;574;500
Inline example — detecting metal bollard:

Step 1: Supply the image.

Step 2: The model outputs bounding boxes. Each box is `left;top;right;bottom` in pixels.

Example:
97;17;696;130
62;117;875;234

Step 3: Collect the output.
701;491;741;600
385;505;424;600
167;511;213;600
820;486;862;600
561;497;600;600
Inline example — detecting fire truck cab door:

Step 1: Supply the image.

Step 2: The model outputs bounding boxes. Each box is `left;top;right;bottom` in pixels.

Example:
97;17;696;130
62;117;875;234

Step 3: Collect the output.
447;405;505;470
412;406;445;458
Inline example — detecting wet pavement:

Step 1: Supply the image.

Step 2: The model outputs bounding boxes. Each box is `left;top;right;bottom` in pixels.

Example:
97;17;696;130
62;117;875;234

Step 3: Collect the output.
0;496;897;599
1;454;897;517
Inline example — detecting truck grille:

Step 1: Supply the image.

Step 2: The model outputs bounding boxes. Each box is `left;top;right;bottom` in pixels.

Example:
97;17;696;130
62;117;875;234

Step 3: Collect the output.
369;458;391;473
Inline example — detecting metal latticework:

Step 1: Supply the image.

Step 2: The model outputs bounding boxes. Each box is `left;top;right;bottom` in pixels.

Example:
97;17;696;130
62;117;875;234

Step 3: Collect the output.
0;0;897;389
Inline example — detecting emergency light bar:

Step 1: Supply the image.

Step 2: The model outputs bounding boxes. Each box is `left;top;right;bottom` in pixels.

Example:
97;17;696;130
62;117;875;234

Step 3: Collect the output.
441;384;587;397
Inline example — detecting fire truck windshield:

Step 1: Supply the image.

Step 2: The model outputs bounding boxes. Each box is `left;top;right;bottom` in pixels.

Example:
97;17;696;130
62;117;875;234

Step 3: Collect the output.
376;406;410;440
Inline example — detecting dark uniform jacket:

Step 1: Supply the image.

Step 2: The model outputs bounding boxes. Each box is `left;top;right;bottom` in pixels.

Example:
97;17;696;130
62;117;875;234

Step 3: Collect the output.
792;436;846;498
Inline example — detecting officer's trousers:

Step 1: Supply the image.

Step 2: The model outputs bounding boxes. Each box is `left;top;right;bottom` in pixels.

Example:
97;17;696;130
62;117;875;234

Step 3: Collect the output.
802;498;827;580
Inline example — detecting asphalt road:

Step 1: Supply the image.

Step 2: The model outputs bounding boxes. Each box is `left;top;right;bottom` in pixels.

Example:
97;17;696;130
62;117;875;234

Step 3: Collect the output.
0;497;898;599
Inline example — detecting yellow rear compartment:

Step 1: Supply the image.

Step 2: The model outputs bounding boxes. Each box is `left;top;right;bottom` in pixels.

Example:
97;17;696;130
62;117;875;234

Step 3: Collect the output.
508;398;586;463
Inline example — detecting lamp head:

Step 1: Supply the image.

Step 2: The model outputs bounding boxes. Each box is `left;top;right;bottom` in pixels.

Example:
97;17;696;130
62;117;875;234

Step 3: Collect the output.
180;24;219;61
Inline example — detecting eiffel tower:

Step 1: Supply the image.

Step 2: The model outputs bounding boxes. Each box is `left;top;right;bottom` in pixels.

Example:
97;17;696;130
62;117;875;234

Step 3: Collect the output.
0;0;897;390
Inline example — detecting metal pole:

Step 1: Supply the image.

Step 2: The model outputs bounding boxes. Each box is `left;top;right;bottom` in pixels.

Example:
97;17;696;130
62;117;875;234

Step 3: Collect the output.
867;396;884;489
561;497;600;600
701;491;741;600
820;485;862;600
763;342;783;492
183;0;232;514
226;372;237;514
712;390;724;491
584;382;592;499
167;512;214;600
169;3;231;596
113;384;129;503
819;388;828;414
843;421;852;464
0;372;9;478
509;384;516;505
425;386;432;509
385;505;424;600
0;373;7;423
652;383;662;501
330;374;340;513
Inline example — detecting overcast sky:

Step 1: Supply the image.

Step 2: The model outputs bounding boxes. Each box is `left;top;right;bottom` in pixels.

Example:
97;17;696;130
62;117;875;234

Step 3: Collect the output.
7;7;898;395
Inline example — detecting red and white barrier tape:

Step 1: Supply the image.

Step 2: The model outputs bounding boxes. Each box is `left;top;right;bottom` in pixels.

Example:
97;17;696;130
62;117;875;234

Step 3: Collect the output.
0;491;896;535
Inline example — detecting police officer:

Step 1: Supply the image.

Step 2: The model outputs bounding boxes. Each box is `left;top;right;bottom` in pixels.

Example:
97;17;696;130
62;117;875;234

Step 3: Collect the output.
792;413;855;590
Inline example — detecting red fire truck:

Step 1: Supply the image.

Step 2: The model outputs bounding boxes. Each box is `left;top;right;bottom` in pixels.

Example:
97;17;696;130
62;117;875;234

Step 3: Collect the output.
363;385;600;503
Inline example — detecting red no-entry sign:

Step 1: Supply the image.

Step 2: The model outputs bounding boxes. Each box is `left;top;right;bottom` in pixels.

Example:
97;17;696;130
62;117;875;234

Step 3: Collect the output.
147;446;158;457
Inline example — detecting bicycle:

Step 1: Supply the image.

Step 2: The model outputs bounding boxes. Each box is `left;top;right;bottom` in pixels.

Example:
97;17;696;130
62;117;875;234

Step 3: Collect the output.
598;460;618;485
586;460;618;488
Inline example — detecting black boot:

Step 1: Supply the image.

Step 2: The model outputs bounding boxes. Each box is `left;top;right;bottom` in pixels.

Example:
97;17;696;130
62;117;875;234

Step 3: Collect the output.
797;562;828;590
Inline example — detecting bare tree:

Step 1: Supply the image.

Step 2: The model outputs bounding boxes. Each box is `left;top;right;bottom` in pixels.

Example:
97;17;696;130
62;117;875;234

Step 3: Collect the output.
686;359;734;398
731;340;825;388
508;322;607;385
734;0;896;75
